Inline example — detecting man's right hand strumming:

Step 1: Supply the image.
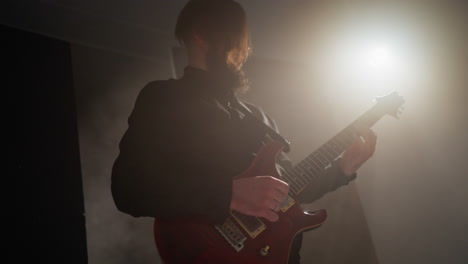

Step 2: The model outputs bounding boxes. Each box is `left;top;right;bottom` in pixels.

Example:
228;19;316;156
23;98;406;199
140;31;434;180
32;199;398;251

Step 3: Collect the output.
230;176;289;222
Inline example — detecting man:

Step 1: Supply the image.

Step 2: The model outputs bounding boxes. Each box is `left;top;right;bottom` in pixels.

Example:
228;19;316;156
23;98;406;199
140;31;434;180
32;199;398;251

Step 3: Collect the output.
111;0;377;263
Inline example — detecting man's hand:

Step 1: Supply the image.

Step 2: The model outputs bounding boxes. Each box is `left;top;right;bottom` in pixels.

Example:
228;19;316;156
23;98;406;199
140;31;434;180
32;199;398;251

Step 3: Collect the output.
230;176;289;222
340;129;377;176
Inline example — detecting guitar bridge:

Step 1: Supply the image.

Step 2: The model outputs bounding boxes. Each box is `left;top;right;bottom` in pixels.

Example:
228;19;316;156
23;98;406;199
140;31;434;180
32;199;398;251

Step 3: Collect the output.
215;217;247;252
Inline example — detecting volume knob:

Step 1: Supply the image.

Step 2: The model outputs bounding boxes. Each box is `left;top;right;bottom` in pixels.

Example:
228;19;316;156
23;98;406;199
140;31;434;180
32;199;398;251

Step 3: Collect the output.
260;245;270;256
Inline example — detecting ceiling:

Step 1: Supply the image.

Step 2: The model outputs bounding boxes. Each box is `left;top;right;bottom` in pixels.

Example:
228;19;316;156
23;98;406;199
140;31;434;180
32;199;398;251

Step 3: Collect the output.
1;0;467;66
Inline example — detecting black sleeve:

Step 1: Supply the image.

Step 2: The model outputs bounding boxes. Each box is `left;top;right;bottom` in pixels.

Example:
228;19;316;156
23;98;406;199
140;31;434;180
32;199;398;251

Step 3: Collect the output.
111;81;234;224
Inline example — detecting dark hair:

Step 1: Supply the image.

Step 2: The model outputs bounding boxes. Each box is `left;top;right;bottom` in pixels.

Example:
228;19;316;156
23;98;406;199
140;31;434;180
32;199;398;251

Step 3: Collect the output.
175;0;251;72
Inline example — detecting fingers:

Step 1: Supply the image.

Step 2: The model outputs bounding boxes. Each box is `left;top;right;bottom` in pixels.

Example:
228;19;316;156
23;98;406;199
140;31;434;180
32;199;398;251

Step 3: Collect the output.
353;128;377;155
269;177;289;196
267;182;287;211
362;129;377;158
264;177;287;222
262;210;279;222
257;176;289;203
272;190;286;203
269;200;281;212
264;201;281;222
341;128;377;176
231;176;289;223
344;136;363;159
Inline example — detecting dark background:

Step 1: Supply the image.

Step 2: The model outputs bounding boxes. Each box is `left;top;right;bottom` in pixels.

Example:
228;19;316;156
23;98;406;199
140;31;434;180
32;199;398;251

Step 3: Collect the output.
8;26;87;263
5;0;467;263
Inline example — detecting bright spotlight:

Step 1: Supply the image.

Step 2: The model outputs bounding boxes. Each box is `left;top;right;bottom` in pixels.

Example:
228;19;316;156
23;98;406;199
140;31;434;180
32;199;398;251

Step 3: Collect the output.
339;40;404;91
322;33;408;95
365;44;399;75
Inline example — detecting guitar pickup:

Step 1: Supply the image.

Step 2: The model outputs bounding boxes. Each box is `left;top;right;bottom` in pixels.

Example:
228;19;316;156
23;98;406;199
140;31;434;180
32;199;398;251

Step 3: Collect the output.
280;195;296;212
230;211;266;239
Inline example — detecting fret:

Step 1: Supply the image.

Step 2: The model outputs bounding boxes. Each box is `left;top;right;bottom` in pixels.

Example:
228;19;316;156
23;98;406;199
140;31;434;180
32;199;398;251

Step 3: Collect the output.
317;147;332;162
333;135;348;151
322;144;337;160
355;112;367;125
289;172;301;192
328;139;344;155
341;129;356;145
315;151;330;167
300;160;319;177
335;132;350;148
290;183;300;195
311;158;322;172
294;164;312;184
298;160;315;175
293;166;304;185
293;162;313;183
305;156;323;172
359;109;379;128
345;126;356;138
286;174;300;195
281;174;295;186
294;178;307;191
285;174;306;196
292;177;302;193
322;142;337;157
289;171;300;190
294;167;309;186
281;173;292;181
289;158;321;196
305;160;320;177
309;153;324;168
294;184;306;194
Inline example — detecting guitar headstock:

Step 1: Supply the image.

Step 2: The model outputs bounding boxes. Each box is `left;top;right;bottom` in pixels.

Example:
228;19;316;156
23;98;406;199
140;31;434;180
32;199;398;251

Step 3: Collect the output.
374;91;405;119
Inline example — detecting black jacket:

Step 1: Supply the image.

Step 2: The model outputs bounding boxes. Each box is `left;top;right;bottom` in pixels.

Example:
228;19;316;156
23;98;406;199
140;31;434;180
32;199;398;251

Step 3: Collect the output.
111;66;356;263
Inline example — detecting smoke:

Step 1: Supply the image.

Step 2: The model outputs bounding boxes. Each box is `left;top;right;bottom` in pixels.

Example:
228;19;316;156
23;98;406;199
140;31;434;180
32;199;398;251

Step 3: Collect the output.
72;45;171;264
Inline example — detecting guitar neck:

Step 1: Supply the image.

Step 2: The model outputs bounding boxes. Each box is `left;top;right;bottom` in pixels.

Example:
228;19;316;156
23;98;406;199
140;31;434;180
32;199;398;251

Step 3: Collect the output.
281;104;384;196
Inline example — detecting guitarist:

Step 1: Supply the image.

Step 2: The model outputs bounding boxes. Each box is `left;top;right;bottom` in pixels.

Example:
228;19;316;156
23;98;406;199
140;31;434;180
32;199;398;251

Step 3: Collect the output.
111;0;377;263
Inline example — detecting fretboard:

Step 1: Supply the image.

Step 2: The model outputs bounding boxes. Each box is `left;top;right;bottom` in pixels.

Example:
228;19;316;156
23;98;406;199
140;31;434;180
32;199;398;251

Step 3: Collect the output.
281;104;383;196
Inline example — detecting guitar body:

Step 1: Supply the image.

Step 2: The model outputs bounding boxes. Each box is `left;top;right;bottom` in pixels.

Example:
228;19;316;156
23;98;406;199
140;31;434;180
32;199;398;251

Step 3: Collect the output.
153;91;405;263
154;141;327;264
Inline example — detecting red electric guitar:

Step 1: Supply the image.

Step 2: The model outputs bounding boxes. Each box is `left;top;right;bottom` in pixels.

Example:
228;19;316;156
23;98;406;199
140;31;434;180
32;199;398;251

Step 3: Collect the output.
154;91;404;264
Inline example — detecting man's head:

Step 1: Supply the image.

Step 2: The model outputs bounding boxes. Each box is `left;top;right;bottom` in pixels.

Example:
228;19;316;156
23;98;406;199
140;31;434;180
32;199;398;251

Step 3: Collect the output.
175;0;251;93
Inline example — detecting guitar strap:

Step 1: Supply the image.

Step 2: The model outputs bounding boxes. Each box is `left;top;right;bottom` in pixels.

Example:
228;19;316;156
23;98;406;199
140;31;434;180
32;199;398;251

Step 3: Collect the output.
230;96;291;153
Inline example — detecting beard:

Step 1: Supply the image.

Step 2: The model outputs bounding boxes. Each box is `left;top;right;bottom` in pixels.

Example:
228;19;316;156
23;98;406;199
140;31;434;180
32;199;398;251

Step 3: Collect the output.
206;49;249;95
